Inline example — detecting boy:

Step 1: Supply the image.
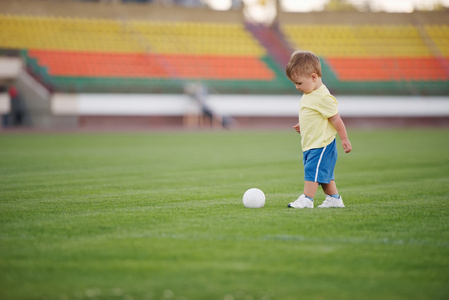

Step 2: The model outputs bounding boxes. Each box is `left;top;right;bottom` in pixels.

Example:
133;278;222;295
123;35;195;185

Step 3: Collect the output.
285;50;352;208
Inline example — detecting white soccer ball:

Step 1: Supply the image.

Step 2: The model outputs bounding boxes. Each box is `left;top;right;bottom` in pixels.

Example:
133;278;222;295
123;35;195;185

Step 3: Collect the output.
243;188;265;208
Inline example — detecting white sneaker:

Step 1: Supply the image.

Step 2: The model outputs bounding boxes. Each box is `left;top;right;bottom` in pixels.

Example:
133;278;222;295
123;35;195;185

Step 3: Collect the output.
318;195;345;208
288;194;313;208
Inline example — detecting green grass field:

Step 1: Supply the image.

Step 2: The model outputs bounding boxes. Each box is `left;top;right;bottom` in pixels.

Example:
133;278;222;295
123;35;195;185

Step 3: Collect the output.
1;129;449;300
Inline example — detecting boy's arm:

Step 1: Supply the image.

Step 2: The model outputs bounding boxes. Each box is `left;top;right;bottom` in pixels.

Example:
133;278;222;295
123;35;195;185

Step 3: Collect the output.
293;123;300;134
329;113;352;153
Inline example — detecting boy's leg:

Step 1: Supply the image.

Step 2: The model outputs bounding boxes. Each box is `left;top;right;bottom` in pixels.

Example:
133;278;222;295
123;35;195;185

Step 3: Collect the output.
304;180;319;199
288;180;318;208
321;180;338;196
318;180;345;208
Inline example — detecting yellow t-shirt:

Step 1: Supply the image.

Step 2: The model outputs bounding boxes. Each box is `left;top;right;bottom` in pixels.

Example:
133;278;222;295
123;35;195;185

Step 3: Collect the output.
299;84;338;151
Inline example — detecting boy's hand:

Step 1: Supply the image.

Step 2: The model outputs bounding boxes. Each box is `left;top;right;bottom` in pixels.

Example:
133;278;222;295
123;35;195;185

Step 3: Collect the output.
293;123;300;134
341;138;352;153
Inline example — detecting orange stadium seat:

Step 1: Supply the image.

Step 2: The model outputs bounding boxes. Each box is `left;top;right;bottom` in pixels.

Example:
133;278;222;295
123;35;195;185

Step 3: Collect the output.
326;57;449;81
27;49;275;80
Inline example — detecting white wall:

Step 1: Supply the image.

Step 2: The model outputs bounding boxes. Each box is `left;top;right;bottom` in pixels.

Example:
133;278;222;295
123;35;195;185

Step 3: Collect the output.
0;57;22;79
51;93;449;118
0;93;11;114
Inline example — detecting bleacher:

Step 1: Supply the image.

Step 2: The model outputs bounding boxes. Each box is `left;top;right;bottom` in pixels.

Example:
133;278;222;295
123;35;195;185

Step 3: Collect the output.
281;23;449;95
0;5;449;96
0;14;290;94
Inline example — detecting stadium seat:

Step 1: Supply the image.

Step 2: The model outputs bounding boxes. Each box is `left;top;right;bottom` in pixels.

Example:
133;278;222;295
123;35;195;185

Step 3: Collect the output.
1;14;292;93
1;14;448;95
282;23;449;88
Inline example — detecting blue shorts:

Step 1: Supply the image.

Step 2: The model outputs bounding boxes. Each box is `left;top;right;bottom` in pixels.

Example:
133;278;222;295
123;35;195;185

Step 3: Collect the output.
303;139;337;184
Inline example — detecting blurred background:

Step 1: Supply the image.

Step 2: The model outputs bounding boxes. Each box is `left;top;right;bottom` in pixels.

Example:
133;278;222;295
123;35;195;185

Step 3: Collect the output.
1;0;448;130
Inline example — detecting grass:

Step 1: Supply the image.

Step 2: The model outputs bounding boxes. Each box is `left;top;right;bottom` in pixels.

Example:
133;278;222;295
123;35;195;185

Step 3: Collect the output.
1;129;448;300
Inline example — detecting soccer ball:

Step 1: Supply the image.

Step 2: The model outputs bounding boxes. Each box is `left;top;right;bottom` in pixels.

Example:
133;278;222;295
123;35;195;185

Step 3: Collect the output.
243;188;265;208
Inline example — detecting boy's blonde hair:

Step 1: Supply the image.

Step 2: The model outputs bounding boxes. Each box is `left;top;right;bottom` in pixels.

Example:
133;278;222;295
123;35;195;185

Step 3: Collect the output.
285;50;322;81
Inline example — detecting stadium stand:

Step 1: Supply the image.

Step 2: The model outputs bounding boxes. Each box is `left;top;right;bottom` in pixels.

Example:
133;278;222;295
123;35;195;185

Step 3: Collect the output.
0;2;448;96
0;14;290;94
279;11;449;95
0;0;448;129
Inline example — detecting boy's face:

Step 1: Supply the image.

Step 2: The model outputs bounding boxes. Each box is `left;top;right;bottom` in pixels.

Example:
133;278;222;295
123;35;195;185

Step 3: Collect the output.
290;73;319;94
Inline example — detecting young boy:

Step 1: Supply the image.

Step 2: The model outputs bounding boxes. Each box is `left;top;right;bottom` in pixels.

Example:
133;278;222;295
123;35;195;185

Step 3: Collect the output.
285;50;352;208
